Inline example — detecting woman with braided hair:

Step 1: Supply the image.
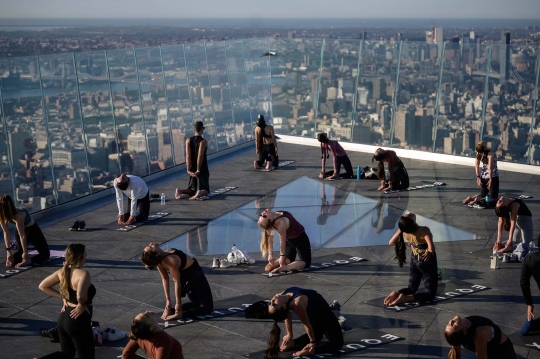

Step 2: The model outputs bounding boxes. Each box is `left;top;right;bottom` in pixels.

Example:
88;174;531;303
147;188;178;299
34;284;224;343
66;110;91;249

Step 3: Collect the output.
317;132;354;180
383;213;438;306
38;243;96;359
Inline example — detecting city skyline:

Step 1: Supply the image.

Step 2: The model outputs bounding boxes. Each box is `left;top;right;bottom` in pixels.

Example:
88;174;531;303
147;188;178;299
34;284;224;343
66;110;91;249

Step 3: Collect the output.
1;0;540;19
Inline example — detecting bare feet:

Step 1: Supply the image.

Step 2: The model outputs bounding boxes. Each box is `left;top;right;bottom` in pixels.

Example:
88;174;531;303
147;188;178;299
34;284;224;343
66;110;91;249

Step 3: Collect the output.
328;173;340;180
176;188;195;199
175;188;181;200
384;291;399;306
462;196;472;204
280;338;295;352
265;162;272;171
388;293;414;306
293;346;315;357
254;161;262;169
189;190;208;200
16;259;31;267
271;264;288;273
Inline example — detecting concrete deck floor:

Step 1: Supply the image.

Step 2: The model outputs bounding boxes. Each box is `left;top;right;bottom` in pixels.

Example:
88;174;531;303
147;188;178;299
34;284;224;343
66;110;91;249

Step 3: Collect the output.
1;142;540;358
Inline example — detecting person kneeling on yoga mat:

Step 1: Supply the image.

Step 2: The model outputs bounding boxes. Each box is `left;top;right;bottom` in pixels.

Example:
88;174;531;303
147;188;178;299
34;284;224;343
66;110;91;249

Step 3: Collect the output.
373;148;409;191
258;209;312;273
141;243;213;321
317;132;354;180
122;311;184;359
265;287;343;358
445;315;515;359
0;194;50;267
254;115;279;171
493;196;534;254
115;173;150;226
384;213;438;306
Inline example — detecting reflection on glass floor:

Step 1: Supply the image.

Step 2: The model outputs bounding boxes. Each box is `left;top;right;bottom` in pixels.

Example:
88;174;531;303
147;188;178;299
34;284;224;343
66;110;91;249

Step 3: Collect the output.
162;176;480;256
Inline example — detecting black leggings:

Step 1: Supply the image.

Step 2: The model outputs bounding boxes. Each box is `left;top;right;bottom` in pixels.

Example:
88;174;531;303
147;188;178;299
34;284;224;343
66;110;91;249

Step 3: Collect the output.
14;222;50;265
294;308;344;354
285;232;312;268
55;307;95;359
188;173;210;193
323;154;354;178
480;176;499;199
257;143;279;168
487;338;516;359
181;259;214;319
399;252;438;302
124;190;150;222
391;161;409;191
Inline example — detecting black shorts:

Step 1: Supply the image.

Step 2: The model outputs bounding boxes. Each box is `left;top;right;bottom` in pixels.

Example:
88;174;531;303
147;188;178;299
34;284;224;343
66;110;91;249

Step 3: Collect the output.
285;231;312;267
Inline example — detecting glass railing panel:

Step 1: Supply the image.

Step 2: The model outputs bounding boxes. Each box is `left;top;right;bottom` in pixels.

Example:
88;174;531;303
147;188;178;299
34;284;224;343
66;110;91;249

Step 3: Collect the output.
268;38;324;138
205;41;236;150
184;43;218;155
355;40;401;146
485;44;538;164
225;40;253;145
433;43;490;156
160;44;190;166
392;42;441;152
106;48;150;176
74;50;119;191
531;49;540;165
0;56;57;209
134;46;174;172
0;86;15;199
316;39;361;143
38;53;92;203
242;38;271;131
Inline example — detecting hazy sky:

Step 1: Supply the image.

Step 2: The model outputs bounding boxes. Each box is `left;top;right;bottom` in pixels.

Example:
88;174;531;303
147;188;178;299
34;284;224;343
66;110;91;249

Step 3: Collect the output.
1;0;539;19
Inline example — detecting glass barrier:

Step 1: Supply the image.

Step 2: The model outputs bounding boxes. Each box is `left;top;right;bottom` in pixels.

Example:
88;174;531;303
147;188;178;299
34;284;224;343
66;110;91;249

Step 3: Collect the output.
1;39;539;216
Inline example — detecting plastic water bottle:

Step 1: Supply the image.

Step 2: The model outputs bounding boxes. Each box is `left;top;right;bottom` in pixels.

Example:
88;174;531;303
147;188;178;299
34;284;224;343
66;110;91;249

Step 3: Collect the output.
485;195;491;203
357;166;361;180
231;244;239;264
161;193;166;205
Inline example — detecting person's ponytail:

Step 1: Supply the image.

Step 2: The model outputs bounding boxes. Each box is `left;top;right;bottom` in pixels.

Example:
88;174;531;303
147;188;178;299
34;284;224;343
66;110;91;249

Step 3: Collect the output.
395;232;407;268
59;264;71;300
260;231;270;258
447;346;460;359
264;321;281;359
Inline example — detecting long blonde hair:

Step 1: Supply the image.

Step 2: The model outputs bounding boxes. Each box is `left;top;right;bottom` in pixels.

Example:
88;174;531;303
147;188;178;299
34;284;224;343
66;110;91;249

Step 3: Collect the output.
258;219;275;258
60;244;86;300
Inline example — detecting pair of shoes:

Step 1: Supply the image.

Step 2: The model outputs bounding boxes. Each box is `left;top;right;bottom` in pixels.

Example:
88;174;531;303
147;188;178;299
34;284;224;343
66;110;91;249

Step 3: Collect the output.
40;327;59;343
337;315;347;329
329;300;341;312
212;258;235;268
69;220;87;231
101;326;126;341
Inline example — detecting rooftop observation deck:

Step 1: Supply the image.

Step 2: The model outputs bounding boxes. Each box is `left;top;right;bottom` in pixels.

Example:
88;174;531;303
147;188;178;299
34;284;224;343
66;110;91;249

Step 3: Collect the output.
1;141;539;358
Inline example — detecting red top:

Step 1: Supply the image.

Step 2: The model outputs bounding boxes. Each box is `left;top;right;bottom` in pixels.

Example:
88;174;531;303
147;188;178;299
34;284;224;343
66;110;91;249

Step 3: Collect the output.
321;140;347;171
122;331;184;359
274;211;305;239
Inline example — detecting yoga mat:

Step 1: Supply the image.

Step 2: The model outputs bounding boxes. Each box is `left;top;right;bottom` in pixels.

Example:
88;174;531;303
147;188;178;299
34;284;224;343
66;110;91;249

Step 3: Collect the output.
105;212;171;232
196;186;237;201
363;280;489;312
384;182;446;194
248;253;367;278
261;160;296;172
509;331;540;351
242;328;404;358
156;293;266;328
0;254;63;279
29;249;65;257
500;193;534;200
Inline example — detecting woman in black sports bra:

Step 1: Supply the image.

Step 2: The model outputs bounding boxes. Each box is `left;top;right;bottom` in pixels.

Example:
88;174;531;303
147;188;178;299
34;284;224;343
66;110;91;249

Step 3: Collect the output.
39;243;96;359
494;196;533;253
265;287;343;358
445;315;515;359
254;115;279;170
141;243;213;321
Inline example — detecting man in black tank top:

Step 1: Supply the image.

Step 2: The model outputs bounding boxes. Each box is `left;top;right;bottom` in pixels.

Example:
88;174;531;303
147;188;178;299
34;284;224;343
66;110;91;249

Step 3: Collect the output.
175;121;210;201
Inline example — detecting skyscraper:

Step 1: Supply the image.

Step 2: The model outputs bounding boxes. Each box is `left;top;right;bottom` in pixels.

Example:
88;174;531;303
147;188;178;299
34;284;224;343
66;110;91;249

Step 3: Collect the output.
500;31;511;86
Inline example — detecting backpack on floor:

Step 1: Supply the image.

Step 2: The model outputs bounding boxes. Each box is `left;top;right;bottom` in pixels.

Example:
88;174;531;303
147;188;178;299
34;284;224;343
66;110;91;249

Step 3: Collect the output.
244;300;269;319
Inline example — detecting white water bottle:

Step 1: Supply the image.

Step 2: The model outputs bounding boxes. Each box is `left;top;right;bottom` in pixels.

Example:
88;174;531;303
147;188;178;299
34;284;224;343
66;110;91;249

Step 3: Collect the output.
231;244;239;263
161;193;166;205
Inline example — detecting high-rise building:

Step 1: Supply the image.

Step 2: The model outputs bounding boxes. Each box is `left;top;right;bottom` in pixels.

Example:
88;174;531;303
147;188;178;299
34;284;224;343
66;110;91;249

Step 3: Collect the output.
372;78;386;100
435;27;444;58
360;31;367;40
500;31;511;86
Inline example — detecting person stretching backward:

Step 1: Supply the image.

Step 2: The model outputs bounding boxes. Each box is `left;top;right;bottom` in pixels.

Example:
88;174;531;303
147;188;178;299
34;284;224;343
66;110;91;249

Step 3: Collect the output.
265;287;343;358
445;315;515;359
141;243;213;321
372;148;409;191
0;194;50;267
122;311;184;359
254;114;279;171
317;132;354;180
38;244;96;359
258;209;312;274
493;196;533;253
384;213;438;306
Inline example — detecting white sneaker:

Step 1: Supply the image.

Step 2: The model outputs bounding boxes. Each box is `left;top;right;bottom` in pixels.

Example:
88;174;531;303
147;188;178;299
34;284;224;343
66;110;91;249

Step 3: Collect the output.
212;258;220;268
337;315;347;329
220;259;233;268
237;249;256;264
102;326;126;341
